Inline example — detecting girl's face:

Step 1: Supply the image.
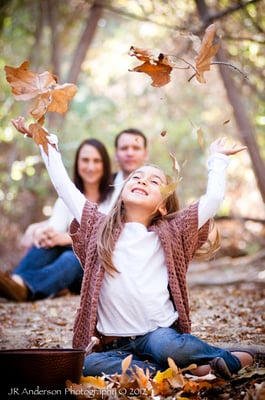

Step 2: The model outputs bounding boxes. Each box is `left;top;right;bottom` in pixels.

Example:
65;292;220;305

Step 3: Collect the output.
121;165;168;216
78;144;104;185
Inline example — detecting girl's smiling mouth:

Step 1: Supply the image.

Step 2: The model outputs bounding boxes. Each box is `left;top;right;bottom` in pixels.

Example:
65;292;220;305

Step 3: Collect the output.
132;188;148;196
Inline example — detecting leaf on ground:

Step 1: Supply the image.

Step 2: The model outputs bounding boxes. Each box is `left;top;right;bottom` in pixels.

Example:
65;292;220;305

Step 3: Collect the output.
80;375;106;388
121;354;132;375
194;24;220;83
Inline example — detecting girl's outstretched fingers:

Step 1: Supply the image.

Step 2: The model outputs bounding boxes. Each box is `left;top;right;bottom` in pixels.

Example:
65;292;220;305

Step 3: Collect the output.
11;116;32;138
227;142;248;155
210;136;247;156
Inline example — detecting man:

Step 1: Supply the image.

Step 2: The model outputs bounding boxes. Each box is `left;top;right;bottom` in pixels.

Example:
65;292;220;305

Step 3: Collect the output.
109;128;148;207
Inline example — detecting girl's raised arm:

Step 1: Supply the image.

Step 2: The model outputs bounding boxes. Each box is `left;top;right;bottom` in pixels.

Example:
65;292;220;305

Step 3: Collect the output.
11;117;85;224
198;137;247;228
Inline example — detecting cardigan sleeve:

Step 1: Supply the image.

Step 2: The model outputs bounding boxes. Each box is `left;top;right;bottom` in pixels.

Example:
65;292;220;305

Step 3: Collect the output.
174;202;210;263
70;201;105;268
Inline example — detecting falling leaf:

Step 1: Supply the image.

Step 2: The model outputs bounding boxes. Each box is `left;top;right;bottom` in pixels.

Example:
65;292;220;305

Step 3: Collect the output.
160;153;182;198
129;46;173;87
197;127;205;148
27;122;54;155
4;61;57;101
4;60;77;121
169;152;181;177
194;24;220;83
160;180;179;199
30;83;78;120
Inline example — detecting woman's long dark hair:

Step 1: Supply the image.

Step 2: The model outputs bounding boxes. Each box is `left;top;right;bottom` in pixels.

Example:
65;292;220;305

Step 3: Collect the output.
73;138;113;203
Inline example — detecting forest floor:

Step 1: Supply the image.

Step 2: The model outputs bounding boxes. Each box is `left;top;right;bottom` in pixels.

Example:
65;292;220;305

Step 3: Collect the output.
0;251;265;399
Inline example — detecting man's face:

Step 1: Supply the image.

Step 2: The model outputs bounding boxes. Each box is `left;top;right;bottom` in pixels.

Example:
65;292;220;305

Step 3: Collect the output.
115;133;148;177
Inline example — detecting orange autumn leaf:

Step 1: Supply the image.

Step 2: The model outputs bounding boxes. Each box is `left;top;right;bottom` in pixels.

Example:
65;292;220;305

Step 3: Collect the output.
129;46;173;87
154;367;173;383
122;354;133;375
30;83;78;120
195;24;220;83
28;122;53;155
4;60;77;121
132;365;151;389
79;375;106;388
196;127;205;148
160;153;182;199
183;380;199;394
4;61;57;101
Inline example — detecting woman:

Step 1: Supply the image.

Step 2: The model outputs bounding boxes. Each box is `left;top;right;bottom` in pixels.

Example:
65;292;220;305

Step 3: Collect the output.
0;137;113;301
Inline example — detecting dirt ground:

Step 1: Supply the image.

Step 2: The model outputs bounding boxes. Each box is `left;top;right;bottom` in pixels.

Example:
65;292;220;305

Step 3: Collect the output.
0;256;264;399
0;256;264;350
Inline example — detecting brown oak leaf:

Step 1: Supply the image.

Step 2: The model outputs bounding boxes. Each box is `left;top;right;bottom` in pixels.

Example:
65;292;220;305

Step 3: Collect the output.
160;153;182;199
30;83;78;120
4;61;77;121
28;122;54;155
194;24;220;83
4;61;57;101
129;46;173;87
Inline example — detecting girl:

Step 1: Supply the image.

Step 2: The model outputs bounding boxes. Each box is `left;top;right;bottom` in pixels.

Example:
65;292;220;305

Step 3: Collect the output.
12;116;257;379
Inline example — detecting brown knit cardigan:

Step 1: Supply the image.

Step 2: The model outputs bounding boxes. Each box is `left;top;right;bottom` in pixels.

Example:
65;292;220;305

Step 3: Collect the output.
70;201;209;350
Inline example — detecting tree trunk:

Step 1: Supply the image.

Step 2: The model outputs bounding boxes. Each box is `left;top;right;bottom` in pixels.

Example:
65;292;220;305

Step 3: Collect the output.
216;46;265;202
67;0;103;85
46;0;61;77
195;0;265;203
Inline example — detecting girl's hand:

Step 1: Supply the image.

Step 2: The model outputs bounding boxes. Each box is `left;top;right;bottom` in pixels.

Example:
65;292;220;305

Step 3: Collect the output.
11;116;58;148
11;116;32;137
210;137;247;156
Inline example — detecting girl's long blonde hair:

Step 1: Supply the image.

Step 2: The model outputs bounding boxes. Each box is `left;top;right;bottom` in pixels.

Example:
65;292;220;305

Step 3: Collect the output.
97;166;220;275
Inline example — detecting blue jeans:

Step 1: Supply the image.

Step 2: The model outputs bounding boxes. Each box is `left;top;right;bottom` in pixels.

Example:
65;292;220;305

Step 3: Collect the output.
13;245;83;300
83;327;241;376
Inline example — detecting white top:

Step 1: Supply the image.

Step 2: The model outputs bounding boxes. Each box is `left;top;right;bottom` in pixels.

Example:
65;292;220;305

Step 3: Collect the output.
47;197;73;232
40;140;229;335
97;222;178;335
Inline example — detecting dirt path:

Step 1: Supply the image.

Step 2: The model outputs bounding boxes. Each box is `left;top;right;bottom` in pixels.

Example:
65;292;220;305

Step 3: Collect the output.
0;261;264;350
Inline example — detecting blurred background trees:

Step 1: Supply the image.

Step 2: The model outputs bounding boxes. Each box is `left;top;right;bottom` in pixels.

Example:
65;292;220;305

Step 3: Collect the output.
0;0;264;267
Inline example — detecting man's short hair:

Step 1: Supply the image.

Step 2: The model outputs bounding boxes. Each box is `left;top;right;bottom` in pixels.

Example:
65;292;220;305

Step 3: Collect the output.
114;128;147;149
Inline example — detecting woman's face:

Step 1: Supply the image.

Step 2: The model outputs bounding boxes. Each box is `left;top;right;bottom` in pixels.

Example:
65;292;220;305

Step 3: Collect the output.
77;144;104;186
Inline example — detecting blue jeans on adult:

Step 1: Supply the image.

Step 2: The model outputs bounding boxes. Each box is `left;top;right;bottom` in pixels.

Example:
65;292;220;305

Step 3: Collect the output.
13;245;83;300
83;327;241;376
